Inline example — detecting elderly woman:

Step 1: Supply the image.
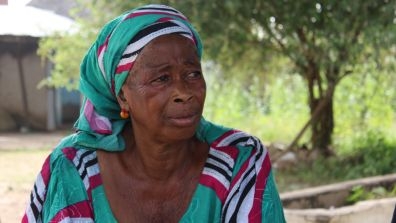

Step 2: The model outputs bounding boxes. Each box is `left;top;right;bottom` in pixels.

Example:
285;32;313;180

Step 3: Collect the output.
22;4;285;223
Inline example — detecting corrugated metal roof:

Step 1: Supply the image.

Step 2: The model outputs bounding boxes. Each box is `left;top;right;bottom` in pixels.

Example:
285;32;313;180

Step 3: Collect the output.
0;5;75;37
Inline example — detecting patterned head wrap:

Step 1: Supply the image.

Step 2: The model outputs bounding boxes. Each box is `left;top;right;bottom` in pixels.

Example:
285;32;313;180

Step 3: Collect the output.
72;4;203;151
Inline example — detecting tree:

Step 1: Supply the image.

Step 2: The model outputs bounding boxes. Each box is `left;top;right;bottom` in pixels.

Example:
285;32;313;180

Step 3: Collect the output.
158;0;396;155
40;0;396;155
38;0;145;90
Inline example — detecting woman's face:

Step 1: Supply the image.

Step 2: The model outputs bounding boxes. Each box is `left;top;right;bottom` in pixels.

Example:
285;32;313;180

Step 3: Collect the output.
119;34;206;143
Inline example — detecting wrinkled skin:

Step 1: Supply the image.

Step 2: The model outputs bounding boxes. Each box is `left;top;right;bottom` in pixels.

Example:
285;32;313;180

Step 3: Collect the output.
97;34;209;223
119;34;206;144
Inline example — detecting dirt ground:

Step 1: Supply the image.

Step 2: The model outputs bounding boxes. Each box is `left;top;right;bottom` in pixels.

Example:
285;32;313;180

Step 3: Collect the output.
0;132;65;223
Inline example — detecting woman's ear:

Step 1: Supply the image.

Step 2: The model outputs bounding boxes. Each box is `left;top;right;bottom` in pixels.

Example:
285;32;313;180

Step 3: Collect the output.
116;89;129;111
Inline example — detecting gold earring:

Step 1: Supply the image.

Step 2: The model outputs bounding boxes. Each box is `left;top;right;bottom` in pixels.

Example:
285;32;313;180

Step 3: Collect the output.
120;109;129;119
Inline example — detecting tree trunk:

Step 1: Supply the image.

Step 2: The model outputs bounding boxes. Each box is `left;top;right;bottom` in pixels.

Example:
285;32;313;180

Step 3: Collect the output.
305;62;336;156
286;84;335;152
308;89;334;154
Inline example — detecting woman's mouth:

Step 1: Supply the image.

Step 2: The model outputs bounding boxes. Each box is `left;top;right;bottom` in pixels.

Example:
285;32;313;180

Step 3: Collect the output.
167;113;200;127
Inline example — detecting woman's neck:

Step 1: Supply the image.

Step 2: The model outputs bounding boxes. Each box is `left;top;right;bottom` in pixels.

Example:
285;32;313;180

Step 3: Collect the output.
121;125;201;181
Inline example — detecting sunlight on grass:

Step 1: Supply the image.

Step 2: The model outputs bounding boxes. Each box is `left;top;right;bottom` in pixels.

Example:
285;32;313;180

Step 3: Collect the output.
0;149;50;186
0;149;51;223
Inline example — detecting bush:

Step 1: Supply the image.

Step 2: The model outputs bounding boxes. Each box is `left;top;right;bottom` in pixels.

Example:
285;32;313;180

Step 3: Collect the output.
341;130;396;177
275;130;396;192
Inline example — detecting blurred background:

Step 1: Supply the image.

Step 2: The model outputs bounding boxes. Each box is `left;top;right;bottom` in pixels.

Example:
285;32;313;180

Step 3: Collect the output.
0;0;395;222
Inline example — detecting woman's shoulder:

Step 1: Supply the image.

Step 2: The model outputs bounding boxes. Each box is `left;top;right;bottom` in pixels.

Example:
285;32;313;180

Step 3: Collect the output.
201;119;265;150
203;121;269;170
213;128;264;148
200;123;273;208
47;133;97;169
197;118;265;148
209;128;268;167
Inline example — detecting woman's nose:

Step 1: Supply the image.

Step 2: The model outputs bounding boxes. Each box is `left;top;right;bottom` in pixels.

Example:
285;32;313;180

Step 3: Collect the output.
172;80;193;103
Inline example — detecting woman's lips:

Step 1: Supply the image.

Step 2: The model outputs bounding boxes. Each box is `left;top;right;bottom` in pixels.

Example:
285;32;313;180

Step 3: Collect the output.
167;113;199;127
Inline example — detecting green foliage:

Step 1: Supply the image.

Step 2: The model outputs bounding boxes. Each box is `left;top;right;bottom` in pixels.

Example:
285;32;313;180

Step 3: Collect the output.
37;0;133;90
347;185;396;205
166;0;396;76
334;58;396;153
276;130;396;192
347;186;367;204
203;62;309;143
37;32;89;90
37;0;396;159
162;0;396;151
41;0;396;91
341;130;396;177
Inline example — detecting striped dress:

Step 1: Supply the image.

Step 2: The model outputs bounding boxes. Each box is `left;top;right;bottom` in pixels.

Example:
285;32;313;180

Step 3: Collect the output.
22;123;286;222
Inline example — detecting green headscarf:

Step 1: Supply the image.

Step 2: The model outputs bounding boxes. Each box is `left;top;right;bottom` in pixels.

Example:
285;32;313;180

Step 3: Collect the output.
72;4;203;151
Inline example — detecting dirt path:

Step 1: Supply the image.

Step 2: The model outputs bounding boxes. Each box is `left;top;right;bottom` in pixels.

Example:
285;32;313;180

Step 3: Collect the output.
0;132;66;223
0;131;66;150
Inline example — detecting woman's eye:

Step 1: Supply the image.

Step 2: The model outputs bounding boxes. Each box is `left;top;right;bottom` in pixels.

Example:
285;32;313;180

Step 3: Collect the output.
152;75;170;84
186;72;202;80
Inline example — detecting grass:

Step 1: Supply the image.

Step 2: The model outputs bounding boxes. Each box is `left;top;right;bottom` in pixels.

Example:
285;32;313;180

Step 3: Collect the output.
0;149;51;223
274;134;396;193
0;149;50;184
